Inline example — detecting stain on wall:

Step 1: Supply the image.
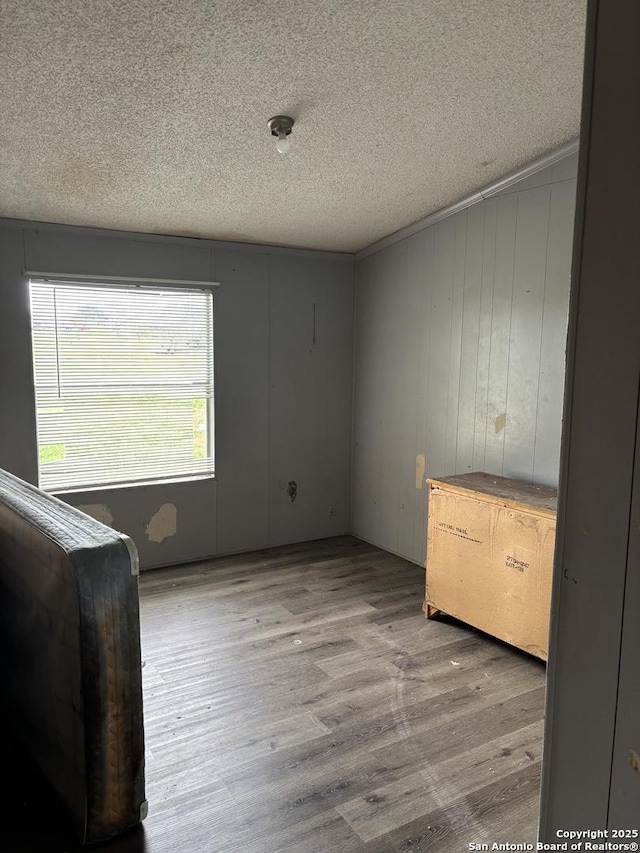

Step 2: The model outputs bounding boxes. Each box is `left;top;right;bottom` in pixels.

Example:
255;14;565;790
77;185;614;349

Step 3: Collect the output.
494;413;507;434
77;503;114;526
145;503;177;543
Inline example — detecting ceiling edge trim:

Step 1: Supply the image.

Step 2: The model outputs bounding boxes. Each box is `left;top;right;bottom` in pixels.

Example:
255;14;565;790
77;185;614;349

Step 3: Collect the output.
0;217;355;263
355;139;580;260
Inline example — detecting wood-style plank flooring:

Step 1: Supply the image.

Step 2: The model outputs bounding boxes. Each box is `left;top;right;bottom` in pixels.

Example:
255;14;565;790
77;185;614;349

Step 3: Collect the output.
3;535;546;852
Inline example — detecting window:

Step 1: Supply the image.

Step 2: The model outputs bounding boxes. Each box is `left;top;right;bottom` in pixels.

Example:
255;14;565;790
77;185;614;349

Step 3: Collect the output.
29;278;214;492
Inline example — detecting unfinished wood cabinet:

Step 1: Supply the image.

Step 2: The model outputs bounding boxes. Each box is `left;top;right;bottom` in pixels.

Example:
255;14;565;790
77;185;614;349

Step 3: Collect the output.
425;472;557;660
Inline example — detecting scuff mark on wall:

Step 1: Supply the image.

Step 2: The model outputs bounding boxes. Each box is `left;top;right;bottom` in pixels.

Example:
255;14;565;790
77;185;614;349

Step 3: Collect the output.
495;413;507;434
287;481;298;503
415;453;426;489
145;503;177;543
77;503;114;527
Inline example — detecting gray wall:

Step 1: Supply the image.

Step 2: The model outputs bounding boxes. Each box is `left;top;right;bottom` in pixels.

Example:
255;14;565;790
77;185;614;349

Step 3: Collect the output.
0;221;354;569
351;153;578;565
540;0;640;832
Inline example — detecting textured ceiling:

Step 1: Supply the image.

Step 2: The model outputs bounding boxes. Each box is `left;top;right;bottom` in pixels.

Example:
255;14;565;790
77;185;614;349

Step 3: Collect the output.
0;0;586;253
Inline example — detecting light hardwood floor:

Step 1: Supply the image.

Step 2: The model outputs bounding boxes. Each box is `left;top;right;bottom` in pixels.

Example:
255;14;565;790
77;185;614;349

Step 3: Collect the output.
4;535;546;852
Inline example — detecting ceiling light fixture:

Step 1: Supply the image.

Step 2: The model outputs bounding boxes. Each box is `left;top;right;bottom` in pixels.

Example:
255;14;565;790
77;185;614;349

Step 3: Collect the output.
268;115;294;154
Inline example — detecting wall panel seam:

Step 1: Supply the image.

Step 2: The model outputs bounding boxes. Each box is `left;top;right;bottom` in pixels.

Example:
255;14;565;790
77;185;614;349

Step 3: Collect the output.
532;191;554;482
501;197;520;477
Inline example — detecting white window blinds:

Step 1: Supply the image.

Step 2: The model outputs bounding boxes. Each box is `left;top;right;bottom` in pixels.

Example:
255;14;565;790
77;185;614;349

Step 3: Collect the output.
29;279;215;492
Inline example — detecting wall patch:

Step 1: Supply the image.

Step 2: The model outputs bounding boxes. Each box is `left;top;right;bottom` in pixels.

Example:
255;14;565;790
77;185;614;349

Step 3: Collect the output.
145;503;177;543
415;453;426;489
77;503;114;527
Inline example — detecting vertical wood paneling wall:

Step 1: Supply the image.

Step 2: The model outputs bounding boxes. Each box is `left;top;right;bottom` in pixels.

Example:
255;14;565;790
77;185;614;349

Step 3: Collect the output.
0;222;354;569
351;153;578;565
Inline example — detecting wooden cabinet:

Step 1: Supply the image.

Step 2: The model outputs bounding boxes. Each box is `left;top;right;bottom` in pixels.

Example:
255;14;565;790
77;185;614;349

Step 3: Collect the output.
425;472;557;660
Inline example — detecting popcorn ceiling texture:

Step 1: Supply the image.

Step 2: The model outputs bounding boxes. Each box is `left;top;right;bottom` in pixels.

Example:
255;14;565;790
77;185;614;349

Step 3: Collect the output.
0;0;586;253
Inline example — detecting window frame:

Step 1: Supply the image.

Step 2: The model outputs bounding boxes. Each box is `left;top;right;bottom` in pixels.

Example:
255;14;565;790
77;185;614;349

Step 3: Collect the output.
27;272;219;494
